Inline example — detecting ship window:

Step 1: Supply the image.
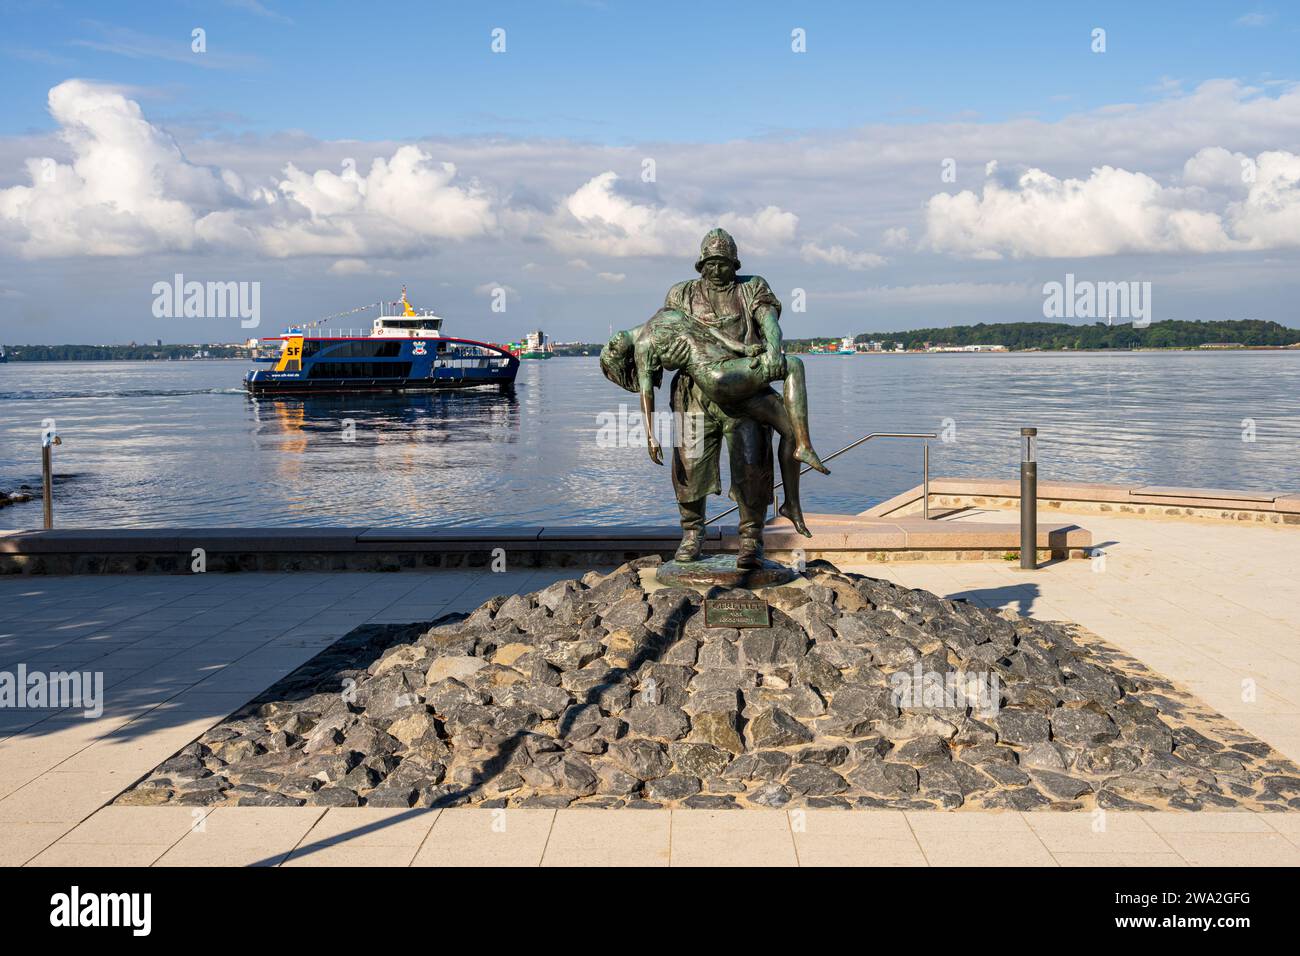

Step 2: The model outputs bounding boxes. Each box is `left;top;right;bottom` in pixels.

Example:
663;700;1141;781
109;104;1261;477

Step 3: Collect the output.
381;318;438;330
323;340;402;358
308;361;412;379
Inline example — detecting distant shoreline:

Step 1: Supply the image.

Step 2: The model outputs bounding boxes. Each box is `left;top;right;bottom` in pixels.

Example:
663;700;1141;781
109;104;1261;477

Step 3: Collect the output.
4;347;1300;362
6;318;1297;360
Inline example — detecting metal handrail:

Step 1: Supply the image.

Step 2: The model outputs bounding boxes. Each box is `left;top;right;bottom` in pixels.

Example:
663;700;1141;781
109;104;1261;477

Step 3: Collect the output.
704;431;937;526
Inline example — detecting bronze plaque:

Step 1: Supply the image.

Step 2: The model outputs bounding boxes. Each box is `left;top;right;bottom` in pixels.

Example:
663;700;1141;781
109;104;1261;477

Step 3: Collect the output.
704;597;770;628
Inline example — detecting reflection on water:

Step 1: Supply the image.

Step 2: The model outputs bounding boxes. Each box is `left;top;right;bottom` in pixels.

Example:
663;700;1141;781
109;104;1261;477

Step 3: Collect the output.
247;388;521;524
249;389;521;437
0;353;1296;528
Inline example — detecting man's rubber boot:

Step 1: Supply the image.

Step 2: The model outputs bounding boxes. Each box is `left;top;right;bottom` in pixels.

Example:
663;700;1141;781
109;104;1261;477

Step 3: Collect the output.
675;528;703;563
736;535;763;569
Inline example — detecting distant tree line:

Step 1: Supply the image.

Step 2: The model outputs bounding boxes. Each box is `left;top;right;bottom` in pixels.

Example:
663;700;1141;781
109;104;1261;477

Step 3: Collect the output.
7;320;1298;361
787;319;1299;352
3;344;250;361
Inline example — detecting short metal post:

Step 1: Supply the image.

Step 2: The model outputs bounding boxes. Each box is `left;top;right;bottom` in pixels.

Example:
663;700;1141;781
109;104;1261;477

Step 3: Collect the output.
922;442;930;520
40;425;61;530
1020;427;1037;570
41;442;53;530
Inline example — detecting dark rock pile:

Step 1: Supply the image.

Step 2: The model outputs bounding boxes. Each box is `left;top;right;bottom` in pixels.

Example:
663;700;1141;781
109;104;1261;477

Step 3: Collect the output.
121;559;1300;811
0;486;35;509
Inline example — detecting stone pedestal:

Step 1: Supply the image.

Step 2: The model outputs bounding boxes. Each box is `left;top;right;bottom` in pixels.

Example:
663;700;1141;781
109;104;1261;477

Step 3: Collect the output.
654;553;797;589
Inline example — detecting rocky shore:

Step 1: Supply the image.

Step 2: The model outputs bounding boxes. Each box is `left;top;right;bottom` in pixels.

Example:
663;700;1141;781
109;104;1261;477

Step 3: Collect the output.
0;487;35;509
121;558;1300;811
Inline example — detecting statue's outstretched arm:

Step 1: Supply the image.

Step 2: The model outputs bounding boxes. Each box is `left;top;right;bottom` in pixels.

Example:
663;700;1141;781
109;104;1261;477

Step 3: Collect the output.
755;303;786;379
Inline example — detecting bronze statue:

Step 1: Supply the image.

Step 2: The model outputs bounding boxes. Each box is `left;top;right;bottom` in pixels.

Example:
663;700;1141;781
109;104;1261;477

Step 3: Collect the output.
604;307;829;529
601;227;825;572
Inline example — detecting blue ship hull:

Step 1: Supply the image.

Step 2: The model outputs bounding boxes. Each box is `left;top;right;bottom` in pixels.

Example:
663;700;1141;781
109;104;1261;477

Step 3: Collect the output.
244;335;519;394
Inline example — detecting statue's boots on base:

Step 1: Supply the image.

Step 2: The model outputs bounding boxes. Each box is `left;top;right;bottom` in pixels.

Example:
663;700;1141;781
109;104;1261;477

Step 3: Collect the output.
736;535;763;570
675;528;703;563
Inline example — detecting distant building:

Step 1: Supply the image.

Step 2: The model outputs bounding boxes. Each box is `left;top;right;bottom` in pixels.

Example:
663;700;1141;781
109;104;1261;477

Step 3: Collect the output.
1199;342;1244;349
926;343;1007;353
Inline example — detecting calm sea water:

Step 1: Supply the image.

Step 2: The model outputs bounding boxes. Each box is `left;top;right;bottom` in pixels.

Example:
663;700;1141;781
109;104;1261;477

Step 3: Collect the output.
1;353;1297;528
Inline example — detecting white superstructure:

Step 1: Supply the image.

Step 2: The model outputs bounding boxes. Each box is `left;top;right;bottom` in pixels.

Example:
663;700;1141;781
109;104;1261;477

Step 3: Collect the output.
370;289;444;338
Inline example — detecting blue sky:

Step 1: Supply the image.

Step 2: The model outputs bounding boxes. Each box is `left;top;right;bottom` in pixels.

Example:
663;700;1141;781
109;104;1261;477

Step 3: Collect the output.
4;1;1295;141
0;1;1298;343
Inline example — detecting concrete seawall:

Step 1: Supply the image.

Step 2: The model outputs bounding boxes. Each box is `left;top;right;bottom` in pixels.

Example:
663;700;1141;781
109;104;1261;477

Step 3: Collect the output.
0;518;1091;574
8;481;1294;575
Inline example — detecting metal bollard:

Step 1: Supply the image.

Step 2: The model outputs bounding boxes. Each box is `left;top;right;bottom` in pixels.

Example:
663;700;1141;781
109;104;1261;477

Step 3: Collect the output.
923;442;930;520
1020;427;1037;570
41;426;61;530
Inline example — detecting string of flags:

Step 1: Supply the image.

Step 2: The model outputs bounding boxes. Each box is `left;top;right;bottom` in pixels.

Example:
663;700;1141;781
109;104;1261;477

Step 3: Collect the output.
299;301;381;330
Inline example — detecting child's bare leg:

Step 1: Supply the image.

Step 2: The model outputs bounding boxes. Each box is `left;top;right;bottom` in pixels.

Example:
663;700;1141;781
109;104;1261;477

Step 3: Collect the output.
782;356;829;475
737;392;815;537
775;434;813;537
731;367;830;476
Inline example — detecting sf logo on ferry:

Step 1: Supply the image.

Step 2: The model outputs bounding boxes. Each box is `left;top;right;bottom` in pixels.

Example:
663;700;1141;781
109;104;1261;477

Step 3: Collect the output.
412;341;427;356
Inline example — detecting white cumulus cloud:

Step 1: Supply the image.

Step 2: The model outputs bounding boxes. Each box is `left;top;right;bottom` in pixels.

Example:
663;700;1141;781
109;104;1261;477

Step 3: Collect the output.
922;149;1300;258
0;80;236;257
1228;150;1300;249
799;242;886;270
541;171;799;259
244;145;496;257
0;80;495;260
327;258;393;276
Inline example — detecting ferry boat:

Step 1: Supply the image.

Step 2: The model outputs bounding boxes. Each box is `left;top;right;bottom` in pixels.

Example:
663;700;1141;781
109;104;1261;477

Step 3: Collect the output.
243;289;519;394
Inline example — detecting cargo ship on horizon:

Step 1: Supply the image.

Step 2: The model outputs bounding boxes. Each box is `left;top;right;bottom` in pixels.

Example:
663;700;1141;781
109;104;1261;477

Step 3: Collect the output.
806;336;857;355
513;329;553;360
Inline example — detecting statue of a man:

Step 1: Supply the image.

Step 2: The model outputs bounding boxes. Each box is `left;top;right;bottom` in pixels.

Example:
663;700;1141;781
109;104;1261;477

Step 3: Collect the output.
660;228;784;569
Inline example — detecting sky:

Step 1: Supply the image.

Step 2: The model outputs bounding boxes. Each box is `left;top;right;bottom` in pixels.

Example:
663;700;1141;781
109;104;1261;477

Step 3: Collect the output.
0;0;1298;344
